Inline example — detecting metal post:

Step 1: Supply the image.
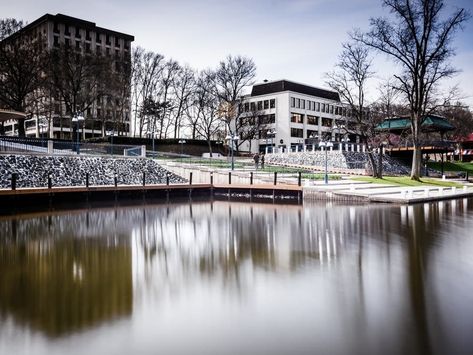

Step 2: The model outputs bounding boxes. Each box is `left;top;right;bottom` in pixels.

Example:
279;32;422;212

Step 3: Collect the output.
228;172;232;185
189;172;193;185
76;120;80;155
231;143;234;170
48;174;52;189
441;151;444;176
250;172;253;185
324;148;328;184
11;173;17;190
298;172;302;186
142;172;146;186
210;172;214;185
114;174;118;187
86;173;89;188
166;172;170;186
274;172;277;186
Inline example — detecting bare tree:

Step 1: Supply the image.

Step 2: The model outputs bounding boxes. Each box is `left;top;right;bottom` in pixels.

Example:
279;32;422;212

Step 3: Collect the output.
157;59;179;139
193;71;224;154
48;44;115;137
130;48;164;137
438;102;473;139
325;42;381;176
369;78;406;177
111;56;133;136
0;18;23;40
171;65;195;139
0;18;47;136
354;0;471;180
212;55;257;149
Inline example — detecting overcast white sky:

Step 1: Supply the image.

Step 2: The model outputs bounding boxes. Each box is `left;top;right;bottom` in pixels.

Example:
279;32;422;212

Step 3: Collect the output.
2;0;472;106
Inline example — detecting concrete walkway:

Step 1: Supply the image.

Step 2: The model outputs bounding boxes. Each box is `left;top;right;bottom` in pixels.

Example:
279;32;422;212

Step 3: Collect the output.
303;180;473;204
160;160;473;204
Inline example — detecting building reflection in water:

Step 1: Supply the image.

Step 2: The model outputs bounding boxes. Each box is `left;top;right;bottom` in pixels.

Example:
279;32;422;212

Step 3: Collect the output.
0;211;133;337
0;198;472;355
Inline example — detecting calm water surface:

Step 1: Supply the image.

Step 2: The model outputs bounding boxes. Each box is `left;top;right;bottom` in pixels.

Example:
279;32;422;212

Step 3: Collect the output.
1;199;473;355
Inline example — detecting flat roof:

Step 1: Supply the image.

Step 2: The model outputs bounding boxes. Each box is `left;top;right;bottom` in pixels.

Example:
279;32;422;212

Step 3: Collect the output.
1;13;134;42
250;80;340;102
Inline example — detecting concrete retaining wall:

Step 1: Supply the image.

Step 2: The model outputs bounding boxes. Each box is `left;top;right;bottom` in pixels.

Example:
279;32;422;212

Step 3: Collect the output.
266;151;410;175
0;155;185;188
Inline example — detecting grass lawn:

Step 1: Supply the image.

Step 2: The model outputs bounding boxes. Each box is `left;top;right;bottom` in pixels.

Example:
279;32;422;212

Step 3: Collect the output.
351;176;464;188
301;173;342;180
259;166;342;180
260;165;310;173
427;161;473;173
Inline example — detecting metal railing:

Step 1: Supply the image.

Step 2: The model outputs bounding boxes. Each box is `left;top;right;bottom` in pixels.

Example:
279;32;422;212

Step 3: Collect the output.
0;136;144;157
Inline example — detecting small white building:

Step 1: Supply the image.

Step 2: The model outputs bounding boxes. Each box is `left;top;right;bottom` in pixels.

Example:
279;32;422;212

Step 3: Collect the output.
238;80;358;154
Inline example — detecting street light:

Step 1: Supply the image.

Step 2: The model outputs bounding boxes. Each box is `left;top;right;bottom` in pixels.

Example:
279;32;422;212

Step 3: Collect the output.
318;140;334;184
268;128;276;153
341;136;350;151
72;112;85;154
225;133;239;170
178;139;186;160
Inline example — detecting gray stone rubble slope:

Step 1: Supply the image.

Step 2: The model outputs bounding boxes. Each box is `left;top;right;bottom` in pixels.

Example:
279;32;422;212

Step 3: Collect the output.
0;155;185;188
266;151;410;175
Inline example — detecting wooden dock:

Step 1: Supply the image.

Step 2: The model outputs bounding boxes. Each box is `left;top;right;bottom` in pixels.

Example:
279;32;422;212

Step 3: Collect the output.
1;180;472;215
0;183;303;214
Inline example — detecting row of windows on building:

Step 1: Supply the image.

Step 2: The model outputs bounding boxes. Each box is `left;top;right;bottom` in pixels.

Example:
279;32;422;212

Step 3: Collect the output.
49;97;129;115
254;128;324;139
290;97;348;116
238;114;276;126
52;35;130;59
241;99;276;113
52;23;130;50
23;117;130;130
290;113;341;127
290;128;322;139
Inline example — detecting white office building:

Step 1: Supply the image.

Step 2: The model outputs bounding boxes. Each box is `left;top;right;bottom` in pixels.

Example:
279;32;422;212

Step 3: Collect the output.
238;80;358;154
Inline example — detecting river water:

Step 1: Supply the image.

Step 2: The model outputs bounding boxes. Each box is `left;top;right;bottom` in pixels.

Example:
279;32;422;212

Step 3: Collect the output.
1;199;472;355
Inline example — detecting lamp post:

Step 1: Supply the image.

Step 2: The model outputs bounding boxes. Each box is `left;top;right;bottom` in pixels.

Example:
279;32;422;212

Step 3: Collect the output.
178;139;186;160
340;136;350;151
318;140;333;184
225;133;239;170
72;112;85;154
268;128;276;153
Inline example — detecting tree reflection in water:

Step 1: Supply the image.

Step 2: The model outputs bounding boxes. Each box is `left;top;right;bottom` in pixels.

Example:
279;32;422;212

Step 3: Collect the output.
0;199;472;355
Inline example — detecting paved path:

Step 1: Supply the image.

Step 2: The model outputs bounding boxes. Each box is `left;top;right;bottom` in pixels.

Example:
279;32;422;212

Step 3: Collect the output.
160;160;473;204
303;180;473;204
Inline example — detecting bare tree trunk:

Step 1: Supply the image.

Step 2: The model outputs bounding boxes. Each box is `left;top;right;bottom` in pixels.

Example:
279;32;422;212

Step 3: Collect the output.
411;117;421;180
411;145;422;180
207;140;213;157
376;146;383;178
367;151;377;177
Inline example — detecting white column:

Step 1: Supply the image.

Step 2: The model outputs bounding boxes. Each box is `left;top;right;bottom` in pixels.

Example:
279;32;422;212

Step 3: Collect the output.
48;140;54;154
141;145;146;157
339;143;342;151
362;145;366;153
